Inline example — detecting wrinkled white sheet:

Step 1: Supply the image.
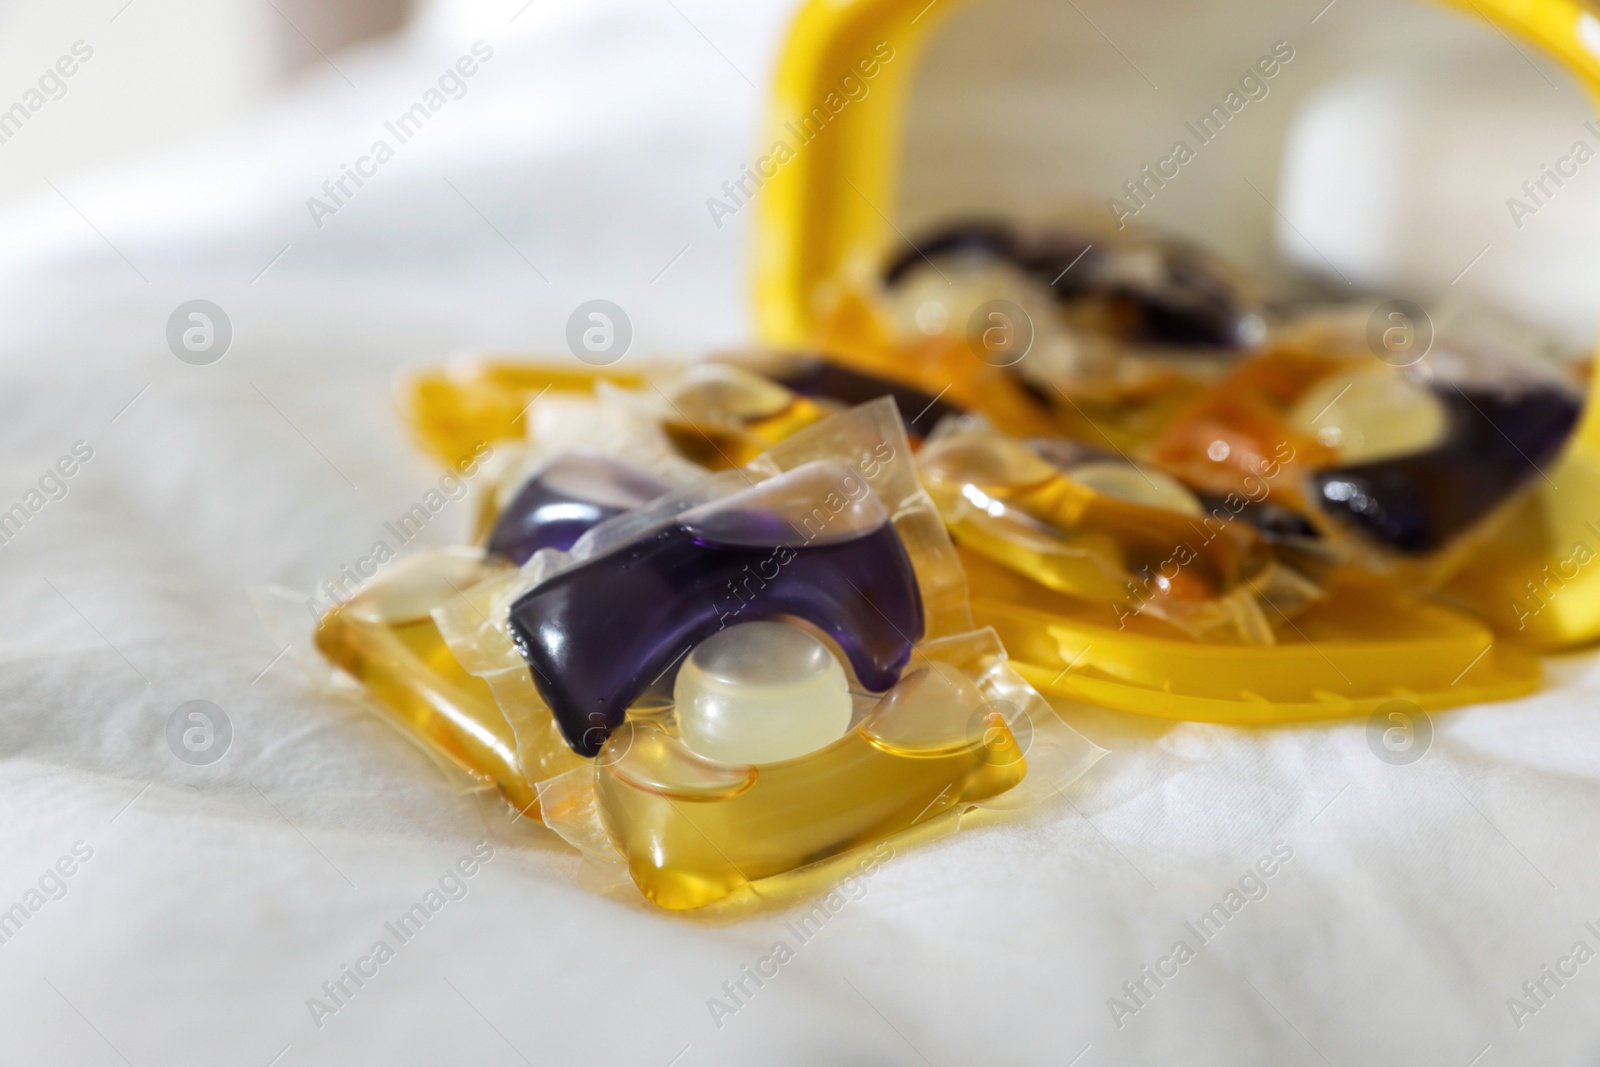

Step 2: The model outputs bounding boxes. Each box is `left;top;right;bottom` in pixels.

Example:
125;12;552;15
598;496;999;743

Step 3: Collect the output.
2;2;1600;1065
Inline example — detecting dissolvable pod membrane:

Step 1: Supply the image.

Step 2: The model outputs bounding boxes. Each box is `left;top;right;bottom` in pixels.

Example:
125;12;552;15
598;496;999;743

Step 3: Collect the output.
749;0;1600;721
420;400;1101;907
482;451;678;564
918;418;1322;646
405;348;974;479
549;627;1100;910
253;550;586;821
254;450;701;821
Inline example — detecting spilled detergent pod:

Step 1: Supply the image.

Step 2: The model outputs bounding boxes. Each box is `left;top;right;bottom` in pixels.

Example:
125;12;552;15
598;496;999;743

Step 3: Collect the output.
591;639;1042;910
918;418;1317;645
1309;380;1580;554
885;220;1263;350
369;398;1103;910
403;358;647;470
485;451;674;564
506;460;924;756
1148;309;1585;569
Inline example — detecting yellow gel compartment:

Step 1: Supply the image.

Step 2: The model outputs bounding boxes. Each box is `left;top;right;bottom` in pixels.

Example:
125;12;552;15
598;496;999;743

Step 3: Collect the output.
530;626;1102;911
592;661;1026;910
307;550;584;820
404;358;647;470
960;550;1539;722
294;403;1106;912
652;362;835;469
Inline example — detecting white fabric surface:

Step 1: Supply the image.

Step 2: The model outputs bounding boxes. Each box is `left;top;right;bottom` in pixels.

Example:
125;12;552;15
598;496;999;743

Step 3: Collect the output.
3;2;1600;1065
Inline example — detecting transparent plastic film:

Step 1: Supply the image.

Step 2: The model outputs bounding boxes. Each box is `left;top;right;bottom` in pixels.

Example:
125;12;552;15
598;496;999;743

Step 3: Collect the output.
961;548;1539;724
918;418;1322;645
401;355;649;470
432;398;969;760
612;361;838;470
479;448;695;565
255;549;584;820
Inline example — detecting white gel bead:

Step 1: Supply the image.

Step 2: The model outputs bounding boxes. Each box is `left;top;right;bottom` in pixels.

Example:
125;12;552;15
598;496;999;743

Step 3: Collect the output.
674;622;853;765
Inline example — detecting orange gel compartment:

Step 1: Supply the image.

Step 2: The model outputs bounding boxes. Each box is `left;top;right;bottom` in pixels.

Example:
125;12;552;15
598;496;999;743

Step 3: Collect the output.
540;628;1103;910
918;419;1323;645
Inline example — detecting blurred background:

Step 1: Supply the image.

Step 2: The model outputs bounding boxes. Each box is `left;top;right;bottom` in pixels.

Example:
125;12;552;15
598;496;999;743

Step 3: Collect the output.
2;0;1595;347
0;0;414;207
4;3;1600;1063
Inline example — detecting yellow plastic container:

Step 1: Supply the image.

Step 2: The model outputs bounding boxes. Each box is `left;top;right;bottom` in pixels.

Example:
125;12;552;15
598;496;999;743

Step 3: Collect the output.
752;0;1600;716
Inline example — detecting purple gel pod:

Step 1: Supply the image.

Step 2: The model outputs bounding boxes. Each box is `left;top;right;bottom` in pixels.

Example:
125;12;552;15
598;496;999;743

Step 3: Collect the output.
507;461;925;756
486;452;673;565
1313;383;1581;553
